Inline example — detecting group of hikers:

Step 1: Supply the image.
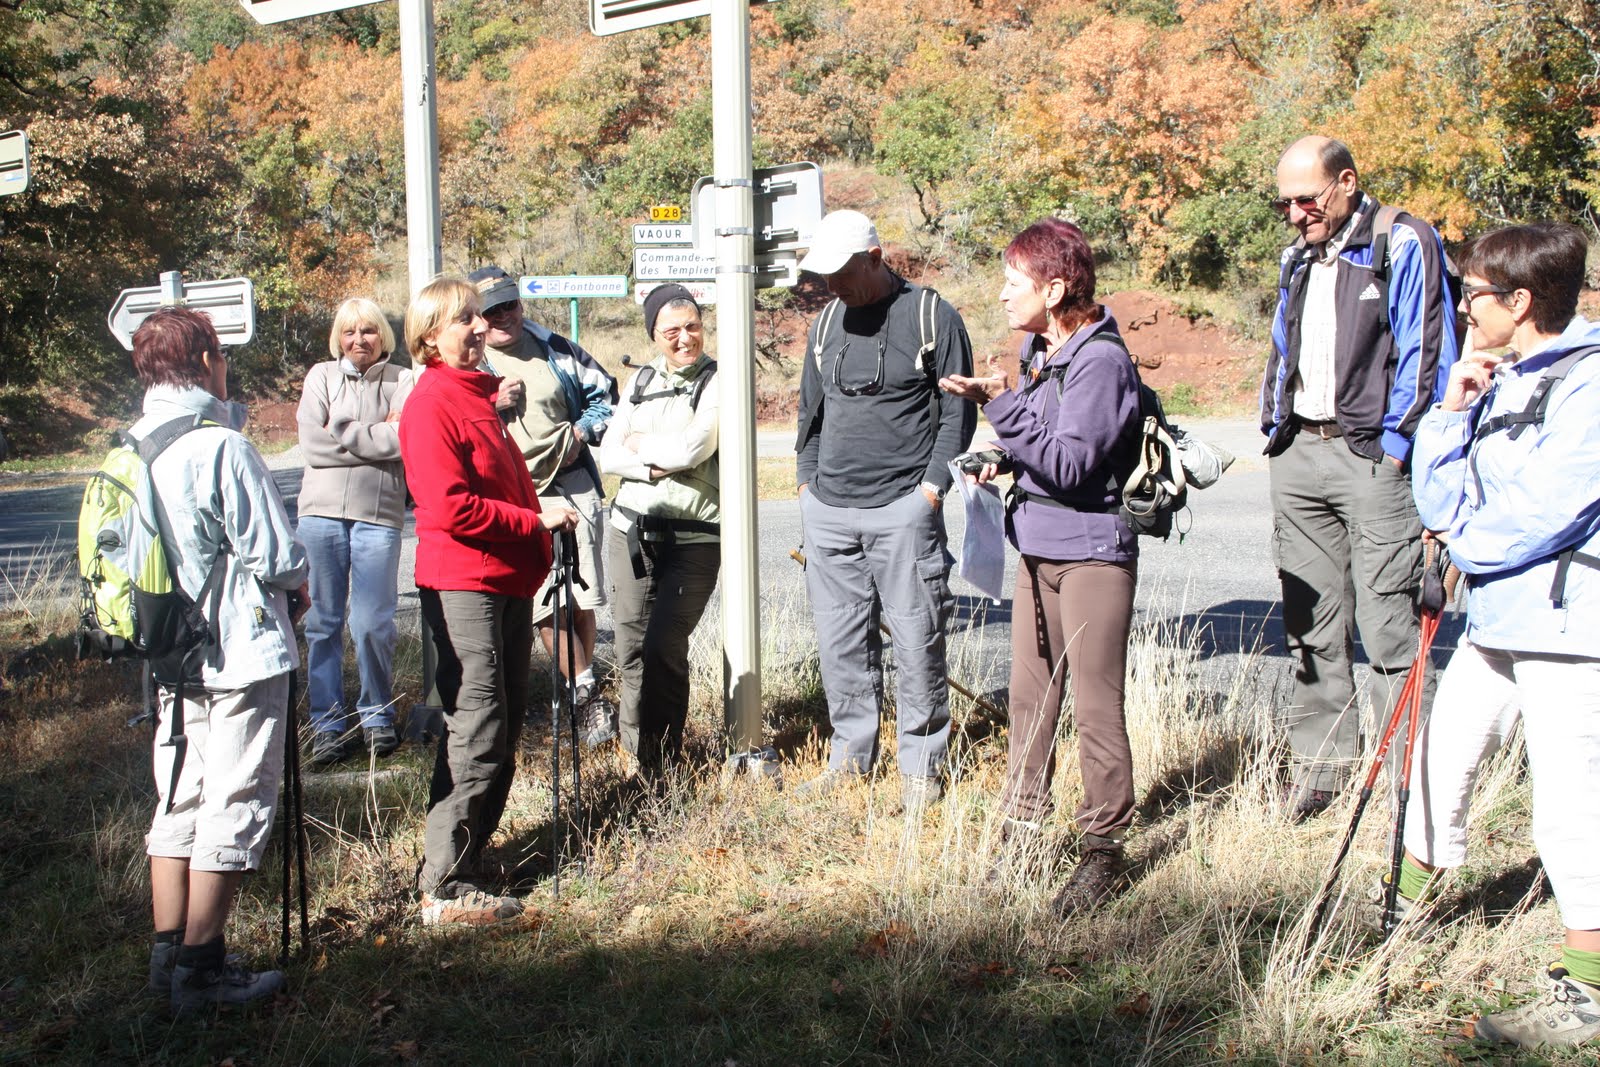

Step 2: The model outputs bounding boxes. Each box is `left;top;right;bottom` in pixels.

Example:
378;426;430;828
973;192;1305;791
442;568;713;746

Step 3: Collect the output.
109;132;1600;1049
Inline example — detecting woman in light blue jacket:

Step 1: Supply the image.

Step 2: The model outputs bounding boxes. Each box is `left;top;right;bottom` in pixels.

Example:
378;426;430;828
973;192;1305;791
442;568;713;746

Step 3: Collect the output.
1404;222;1600;1050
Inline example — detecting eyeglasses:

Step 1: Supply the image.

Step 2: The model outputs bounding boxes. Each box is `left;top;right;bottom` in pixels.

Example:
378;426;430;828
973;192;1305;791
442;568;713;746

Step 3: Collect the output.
656;321;702;344
1461;283;1511;302
483;301;521;320
1270;176;1339;218
833;338;886;397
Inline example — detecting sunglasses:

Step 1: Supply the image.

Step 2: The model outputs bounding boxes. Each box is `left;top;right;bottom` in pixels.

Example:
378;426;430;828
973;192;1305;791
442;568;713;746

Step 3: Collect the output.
483;301;521;319
1461;283;1510;301
833;338;886;397
1270;176;1339;218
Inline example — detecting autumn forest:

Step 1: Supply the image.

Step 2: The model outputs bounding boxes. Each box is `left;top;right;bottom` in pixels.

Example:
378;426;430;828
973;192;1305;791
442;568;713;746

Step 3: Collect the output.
1;0;1597;438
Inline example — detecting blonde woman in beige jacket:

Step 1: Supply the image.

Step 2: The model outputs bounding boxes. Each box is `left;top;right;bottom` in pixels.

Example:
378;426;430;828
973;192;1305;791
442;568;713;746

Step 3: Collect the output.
296;297;413;767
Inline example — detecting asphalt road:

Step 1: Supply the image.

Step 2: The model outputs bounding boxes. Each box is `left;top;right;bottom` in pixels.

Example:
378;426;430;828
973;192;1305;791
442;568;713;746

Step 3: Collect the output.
2;418;1450;711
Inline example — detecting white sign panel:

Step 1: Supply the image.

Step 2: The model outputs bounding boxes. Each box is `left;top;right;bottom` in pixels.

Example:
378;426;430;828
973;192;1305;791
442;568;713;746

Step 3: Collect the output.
0;130;30;198
108;277;255;351
693;161;823;256
518;275;629;299
634;281;718;306
633;223;693;246
591;0;780;36
633;247;718;282
238;0;386;24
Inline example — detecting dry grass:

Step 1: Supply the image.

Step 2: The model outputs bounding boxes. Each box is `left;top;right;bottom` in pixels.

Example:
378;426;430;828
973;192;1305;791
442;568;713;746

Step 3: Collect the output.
0;576;1582;1065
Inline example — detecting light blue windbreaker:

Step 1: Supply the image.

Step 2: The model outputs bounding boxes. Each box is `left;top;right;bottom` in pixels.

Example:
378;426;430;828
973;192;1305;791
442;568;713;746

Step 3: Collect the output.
131;385;309;689
1411;316;1600;657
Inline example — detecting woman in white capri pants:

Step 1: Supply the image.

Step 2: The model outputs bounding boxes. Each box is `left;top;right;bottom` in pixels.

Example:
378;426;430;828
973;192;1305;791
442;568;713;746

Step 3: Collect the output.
1406;221;1600;1049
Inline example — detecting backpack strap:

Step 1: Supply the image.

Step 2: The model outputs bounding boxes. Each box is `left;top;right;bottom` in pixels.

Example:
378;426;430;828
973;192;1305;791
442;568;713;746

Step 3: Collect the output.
810;298;844;376
1368;203;1403;282
630;361;719;412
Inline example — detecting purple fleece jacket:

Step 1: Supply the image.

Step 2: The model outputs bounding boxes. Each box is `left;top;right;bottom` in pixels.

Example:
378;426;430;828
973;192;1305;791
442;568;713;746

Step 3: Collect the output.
984;309;1141;563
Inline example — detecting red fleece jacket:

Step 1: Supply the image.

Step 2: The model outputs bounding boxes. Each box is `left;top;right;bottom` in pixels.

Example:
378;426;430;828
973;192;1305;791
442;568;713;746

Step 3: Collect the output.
399;362;551;597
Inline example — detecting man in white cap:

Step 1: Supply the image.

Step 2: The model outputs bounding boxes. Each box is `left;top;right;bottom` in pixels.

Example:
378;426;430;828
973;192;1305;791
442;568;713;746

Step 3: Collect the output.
794;210;976;811
467;265;620;749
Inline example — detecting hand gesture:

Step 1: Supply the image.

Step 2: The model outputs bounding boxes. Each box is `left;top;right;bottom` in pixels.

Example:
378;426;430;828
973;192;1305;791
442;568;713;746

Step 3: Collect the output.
540;506;580;533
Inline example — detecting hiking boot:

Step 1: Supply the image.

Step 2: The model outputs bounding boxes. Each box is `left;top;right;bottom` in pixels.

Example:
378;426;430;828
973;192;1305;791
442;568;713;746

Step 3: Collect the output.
364;725;400;758
986;817;1047;886
579;690;618;749
1283;782;1337;824
170;959;285;1015
900;774;943;815
147;940;178;997
1366;874;1433;938
1051;841;1128;917
418;886;524;927
795;768;859;799
309;730;354;768
1476;967;1600;1048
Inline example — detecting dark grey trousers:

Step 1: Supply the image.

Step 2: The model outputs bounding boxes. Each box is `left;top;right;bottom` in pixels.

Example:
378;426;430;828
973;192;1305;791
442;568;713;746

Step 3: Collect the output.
1270;431;1427;793
417;588;532;896
607;536;720;768
800;486;953;778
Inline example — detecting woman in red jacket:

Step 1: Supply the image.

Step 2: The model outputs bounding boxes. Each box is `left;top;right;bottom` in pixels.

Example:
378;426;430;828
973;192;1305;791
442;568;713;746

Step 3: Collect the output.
399;276;577;926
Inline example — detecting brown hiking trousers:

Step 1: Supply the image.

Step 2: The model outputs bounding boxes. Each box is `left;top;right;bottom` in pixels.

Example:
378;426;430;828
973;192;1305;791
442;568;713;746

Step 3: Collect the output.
1000;555;1137;840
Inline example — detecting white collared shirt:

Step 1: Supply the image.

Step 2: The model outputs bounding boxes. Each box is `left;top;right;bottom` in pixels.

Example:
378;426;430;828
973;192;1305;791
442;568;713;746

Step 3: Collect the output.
1292;200;1368;420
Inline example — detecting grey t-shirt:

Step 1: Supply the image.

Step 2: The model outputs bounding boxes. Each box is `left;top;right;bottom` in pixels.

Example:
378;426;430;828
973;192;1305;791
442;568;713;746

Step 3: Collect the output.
796;277;976;508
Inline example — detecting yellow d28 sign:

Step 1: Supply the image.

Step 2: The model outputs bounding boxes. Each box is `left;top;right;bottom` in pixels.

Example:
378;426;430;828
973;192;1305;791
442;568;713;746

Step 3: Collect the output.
649;204;683;222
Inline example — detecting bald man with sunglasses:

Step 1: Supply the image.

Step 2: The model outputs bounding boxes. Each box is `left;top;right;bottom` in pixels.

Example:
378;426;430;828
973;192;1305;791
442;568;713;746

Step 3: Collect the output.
1260;136;1460;820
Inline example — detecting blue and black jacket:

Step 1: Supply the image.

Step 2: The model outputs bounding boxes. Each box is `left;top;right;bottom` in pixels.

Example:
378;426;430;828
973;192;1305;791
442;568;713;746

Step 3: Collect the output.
1260;193;1459;463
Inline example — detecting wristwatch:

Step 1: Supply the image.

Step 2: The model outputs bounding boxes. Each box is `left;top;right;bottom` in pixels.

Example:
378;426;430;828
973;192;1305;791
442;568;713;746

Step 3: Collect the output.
919;480;946;501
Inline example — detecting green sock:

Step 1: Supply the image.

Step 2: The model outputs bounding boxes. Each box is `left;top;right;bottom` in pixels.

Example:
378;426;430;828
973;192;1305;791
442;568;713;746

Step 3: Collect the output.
1396;856;1437;901
1560;947;1600;989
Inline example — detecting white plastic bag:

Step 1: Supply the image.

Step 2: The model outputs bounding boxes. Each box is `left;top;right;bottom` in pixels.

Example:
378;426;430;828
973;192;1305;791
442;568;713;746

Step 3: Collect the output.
948;459;1006;602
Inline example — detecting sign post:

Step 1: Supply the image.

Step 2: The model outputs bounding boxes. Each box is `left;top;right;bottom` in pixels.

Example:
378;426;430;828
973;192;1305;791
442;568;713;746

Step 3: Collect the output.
241;0;446;737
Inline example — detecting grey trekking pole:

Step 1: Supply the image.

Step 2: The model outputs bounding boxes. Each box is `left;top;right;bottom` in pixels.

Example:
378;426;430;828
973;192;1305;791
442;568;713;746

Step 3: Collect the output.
559;529;583;831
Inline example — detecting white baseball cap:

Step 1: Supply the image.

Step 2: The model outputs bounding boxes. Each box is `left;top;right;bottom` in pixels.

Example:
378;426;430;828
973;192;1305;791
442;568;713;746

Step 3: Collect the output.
798;210;880;275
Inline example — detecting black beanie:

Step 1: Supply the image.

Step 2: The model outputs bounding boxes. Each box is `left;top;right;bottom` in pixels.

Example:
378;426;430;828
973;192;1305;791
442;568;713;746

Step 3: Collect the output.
642;284;700;338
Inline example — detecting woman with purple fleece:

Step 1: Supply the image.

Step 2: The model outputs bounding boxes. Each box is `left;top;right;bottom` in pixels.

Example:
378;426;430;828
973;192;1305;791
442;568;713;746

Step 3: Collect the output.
940;218;1142;915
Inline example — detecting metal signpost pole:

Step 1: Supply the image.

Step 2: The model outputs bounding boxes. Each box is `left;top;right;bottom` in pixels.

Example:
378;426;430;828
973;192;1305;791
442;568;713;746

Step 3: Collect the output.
399;0;445;729
710;0;766;767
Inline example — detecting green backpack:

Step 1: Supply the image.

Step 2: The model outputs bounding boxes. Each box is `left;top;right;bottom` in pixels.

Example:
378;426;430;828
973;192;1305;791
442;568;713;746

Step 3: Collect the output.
77;415;222;810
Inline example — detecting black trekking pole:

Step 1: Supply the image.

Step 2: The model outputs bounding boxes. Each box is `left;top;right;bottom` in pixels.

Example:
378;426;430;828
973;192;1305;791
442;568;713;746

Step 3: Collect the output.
1377;550;1456;1015
279;669;309;966
560;529;583;837
547;531;565;900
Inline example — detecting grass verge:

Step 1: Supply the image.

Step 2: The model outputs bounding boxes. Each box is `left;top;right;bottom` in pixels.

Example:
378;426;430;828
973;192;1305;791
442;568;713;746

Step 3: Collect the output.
0;578;1573;1065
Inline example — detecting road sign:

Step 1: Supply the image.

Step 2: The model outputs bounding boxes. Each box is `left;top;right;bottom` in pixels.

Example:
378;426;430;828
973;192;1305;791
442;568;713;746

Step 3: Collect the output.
238;0;386;23
692;161;822;256
590;0;780;35
108;273;255;351
633;223;693;246
649;205;682;222
0;130;30;198
633;247;718;282
634;280;718;306
518;275;629;299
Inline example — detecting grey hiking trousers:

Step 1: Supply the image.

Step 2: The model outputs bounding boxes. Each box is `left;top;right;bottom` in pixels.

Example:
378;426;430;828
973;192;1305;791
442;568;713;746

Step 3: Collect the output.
1270;429;1428;793
800;485;953;778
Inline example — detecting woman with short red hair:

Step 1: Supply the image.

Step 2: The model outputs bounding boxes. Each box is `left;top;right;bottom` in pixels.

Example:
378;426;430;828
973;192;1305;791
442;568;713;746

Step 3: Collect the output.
128;307;310;1012
940;218;1143;914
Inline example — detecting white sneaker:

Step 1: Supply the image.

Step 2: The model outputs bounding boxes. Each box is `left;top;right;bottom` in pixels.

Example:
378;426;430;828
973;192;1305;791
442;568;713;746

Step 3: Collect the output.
1476;968;1600;1048
418;887;524;927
